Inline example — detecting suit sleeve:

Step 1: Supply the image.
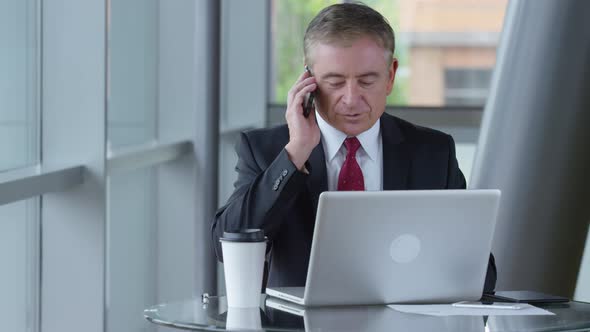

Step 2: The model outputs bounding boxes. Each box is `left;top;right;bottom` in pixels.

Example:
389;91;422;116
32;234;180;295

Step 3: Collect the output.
445;135;467;190
211;132;309;262
445;134;497;293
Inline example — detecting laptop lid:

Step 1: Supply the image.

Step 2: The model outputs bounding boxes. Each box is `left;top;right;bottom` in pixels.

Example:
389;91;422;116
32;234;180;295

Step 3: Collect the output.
265;287;305;306
301;189;501;306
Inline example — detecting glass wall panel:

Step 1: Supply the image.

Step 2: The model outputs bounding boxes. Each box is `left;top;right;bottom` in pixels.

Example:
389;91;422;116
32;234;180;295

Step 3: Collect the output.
270;0;507;107
0;0;39;170
107;0;158;331
107;168;157;332
0;1;40;331
107;0;158;149
0;199;39;332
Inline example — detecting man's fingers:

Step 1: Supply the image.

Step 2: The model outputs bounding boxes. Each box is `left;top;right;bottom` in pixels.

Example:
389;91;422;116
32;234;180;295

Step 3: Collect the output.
291;83;317;113
287;75;315;104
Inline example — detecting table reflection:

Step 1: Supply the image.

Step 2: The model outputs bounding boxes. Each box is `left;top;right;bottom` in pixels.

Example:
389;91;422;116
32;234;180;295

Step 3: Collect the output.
144;295;590;332
265;297;485;332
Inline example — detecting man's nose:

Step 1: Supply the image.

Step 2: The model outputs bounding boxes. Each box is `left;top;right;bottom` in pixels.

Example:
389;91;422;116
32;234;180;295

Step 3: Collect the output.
342;82;361;106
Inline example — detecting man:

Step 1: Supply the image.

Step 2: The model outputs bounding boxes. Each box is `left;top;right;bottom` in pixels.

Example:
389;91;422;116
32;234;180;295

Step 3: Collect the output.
212;3;496;293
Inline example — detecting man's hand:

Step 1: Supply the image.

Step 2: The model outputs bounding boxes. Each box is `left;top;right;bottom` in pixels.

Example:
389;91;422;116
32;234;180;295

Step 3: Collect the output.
285;70;321;171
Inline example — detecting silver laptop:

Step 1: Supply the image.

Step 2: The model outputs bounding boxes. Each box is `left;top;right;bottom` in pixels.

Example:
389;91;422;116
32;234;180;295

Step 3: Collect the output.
266;189;501;306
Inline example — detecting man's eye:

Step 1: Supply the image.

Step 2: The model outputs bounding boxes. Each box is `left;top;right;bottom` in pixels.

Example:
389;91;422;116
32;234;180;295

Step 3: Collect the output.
359;80;375;87
327;81;345;88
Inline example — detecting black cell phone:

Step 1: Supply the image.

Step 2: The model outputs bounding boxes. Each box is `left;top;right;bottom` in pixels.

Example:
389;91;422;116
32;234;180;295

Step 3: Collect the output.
303;65;316;118
483;291;569;304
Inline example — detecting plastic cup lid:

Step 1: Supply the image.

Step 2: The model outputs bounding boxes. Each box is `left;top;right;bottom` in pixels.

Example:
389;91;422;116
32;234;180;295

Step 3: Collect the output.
220;229;267;243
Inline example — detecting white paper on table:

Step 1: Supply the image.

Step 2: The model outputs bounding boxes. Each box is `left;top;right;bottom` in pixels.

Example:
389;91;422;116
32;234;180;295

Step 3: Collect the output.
388;303;555;317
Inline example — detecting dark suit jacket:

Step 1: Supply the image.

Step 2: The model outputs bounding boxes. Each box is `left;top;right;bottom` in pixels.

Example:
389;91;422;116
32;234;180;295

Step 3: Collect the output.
212;113;497;293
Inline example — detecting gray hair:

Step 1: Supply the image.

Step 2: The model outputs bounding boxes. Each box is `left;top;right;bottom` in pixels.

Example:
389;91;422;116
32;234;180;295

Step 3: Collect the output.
303;2;396;67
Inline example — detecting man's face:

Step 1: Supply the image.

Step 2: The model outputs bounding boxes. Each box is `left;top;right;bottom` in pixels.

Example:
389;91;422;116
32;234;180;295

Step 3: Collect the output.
309;36;398;137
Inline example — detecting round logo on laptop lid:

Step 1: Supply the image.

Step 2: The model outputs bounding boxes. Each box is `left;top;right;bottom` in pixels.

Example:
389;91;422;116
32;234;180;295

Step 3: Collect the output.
389;234;421;263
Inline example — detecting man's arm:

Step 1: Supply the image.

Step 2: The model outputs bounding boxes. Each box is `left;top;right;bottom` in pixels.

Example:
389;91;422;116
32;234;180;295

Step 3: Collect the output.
212;68;321;266
212;68;321;262
211;132;308;262
445;135;467;190
445;135;497;293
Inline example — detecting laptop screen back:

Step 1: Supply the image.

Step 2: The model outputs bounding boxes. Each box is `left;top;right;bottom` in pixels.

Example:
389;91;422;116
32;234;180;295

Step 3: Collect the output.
303;189;500;306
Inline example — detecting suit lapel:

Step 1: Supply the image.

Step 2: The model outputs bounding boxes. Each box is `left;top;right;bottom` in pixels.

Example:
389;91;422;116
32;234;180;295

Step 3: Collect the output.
381;114;410;190
306;142;328;216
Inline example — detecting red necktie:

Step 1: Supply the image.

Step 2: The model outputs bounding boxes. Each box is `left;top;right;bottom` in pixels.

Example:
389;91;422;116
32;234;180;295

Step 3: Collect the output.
337;137;365;191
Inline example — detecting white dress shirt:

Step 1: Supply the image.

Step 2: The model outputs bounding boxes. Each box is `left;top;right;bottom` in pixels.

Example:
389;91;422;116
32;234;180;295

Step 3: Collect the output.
315;111;383;191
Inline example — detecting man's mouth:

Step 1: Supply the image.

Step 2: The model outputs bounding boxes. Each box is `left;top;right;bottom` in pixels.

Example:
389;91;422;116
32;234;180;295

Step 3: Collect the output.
343;113;363;119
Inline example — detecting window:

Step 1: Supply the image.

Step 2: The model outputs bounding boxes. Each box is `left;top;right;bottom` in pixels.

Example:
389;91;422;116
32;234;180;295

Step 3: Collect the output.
445;68;493;106
107;1;159;330
108;0;158;149
0;1;215;332
0;199;39;332
106;1;210;331
0;0;39;170
0;0;40;331
270;0;507;107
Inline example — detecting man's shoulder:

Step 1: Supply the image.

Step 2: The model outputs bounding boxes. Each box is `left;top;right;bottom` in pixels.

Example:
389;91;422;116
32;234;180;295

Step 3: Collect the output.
382;113;452;145
241;124;290;151
243;123;289;140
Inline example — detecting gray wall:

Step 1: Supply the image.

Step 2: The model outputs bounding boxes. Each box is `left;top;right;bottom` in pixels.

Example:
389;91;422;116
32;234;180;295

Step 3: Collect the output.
471;0;590;297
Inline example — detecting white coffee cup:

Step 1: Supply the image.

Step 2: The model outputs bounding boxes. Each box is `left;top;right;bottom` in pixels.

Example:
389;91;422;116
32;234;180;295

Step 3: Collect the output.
220;229;267;308
225;307;262;331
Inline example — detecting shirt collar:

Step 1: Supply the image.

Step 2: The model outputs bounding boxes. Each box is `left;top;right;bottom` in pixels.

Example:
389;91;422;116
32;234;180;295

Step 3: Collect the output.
315;111;381;162
356;117;380;162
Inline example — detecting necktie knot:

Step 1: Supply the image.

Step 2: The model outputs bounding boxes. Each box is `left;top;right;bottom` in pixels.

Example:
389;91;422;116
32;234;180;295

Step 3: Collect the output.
344;137;361;156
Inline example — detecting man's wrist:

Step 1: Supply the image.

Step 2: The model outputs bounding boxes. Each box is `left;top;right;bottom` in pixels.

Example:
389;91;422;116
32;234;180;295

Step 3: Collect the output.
285;142;313;171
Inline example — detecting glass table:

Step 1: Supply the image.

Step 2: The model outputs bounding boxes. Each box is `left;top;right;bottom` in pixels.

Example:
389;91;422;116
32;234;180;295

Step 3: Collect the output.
144;294;590;331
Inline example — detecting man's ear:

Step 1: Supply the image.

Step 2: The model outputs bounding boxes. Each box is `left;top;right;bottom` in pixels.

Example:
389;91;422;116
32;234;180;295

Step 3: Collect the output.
386;58;399;94
304;62;314;75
